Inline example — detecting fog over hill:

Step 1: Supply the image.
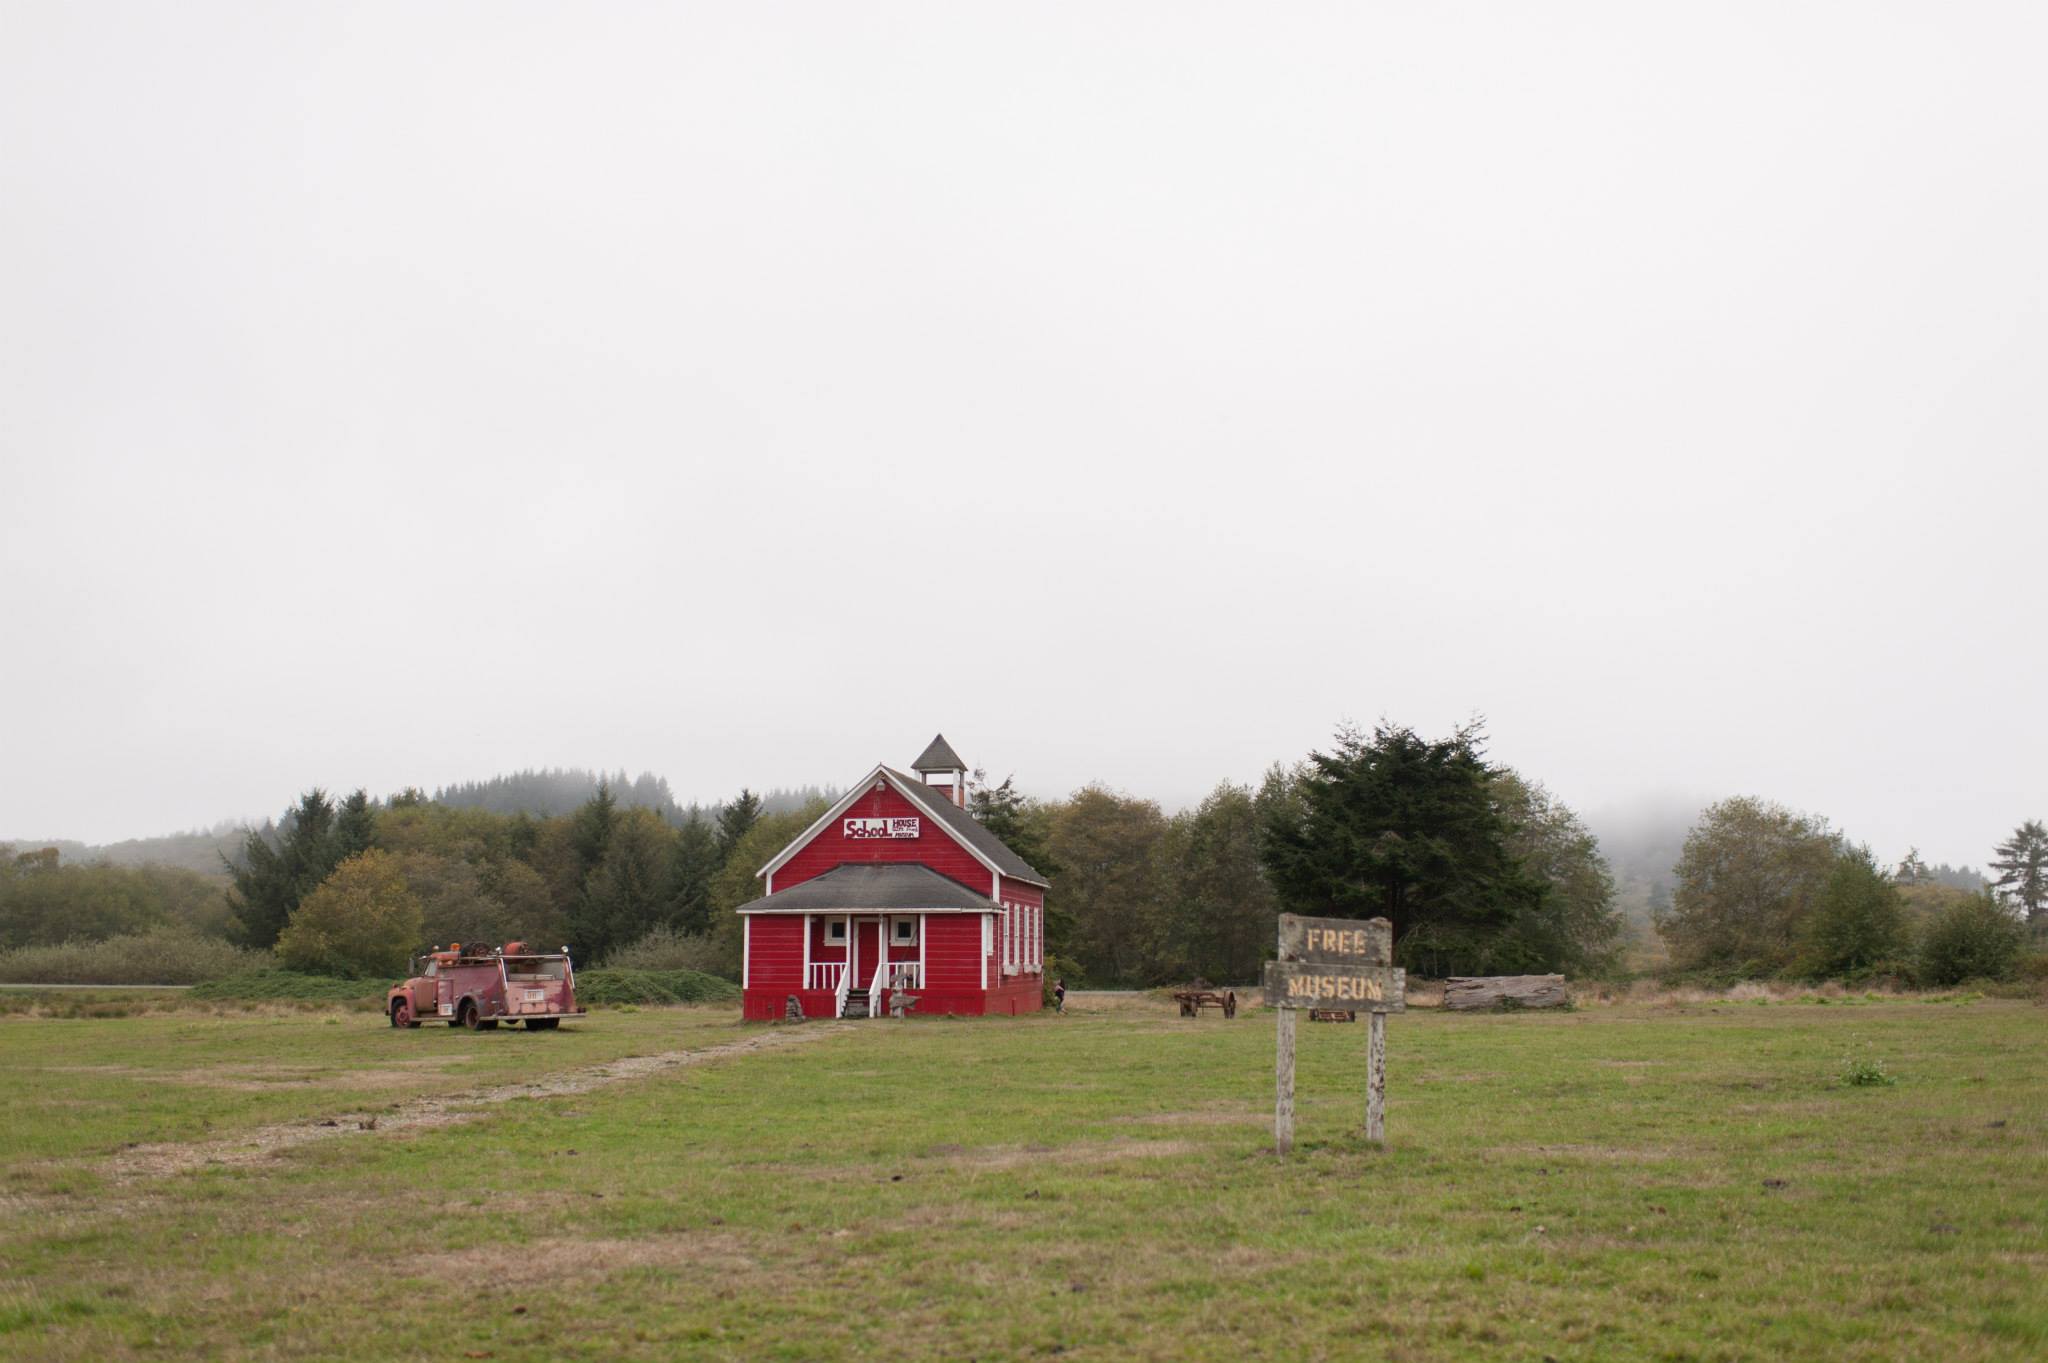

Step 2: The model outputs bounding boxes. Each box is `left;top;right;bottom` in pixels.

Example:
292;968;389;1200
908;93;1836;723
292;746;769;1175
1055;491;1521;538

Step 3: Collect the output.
2;771;839;873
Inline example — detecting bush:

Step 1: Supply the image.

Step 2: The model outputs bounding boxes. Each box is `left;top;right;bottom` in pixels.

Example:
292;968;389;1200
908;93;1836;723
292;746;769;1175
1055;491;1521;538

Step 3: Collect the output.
572;968;740;1006
0;928;272;985
189;970;385;1003
276;850;422;979
605;925;732;975
1916;893;2025;986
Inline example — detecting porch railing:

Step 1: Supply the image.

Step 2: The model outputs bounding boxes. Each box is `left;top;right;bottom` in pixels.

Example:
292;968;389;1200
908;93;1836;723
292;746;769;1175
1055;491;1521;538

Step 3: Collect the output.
806;962;846;992
885;962;922;990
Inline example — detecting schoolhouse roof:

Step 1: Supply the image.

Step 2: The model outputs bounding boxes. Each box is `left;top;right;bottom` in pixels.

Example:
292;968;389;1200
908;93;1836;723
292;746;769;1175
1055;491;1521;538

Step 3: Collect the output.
882;766;1048;886
755;763;1051;889
911;733;967;773
734;862;999;914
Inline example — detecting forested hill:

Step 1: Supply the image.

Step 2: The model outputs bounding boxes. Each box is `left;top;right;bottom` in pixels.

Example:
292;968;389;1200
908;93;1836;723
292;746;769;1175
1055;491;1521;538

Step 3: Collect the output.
6;774;839;873
431;769;836;823
0;826;244;878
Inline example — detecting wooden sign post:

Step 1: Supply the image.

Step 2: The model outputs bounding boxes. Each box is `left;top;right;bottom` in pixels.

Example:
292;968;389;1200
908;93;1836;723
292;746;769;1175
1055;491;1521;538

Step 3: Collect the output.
1265;914;1404;1153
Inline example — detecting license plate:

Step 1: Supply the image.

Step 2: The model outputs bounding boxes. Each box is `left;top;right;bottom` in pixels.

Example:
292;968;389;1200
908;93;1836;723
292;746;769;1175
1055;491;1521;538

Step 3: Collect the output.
522;989;547;1004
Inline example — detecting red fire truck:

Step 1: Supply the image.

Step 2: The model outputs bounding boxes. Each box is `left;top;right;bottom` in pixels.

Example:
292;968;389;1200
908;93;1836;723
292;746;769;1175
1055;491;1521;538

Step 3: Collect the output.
387;942;586;1031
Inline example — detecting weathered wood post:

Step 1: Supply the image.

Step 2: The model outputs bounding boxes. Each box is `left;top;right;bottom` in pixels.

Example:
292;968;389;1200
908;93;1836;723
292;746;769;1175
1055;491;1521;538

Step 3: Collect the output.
1274;1004;1296;1155
1266;913;1403;1153
1366;1008;1387;1143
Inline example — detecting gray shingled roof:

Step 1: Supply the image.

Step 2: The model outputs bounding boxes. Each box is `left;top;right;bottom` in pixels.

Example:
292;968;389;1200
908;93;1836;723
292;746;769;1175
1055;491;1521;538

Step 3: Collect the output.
735;863;998;914
911;733;966;773
883;766;1051;887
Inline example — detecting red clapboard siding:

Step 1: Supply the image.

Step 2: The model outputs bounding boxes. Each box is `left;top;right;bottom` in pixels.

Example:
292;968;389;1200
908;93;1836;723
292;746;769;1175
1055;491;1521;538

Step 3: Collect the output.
774;783;996;897
922;913;987;991
747;915;804;988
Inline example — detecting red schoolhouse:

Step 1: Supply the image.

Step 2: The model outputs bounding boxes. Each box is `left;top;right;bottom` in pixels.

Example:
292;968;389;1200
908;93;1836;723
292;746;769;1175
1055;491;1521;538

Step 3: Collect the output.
737;736;1049;1020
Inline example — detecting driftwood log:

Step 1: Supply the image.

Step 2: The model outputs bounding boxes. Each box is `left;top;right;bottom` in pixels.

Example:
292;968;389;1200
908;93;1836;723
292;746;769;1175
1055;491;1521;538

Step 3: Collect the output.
1443;975;1569;1011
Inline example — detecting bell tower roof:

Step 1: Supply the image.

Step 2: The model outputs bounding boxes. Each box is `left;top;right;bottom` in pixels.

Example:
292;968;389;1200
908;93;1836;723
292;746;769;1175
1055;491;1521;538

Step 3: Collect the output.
911;733;967;774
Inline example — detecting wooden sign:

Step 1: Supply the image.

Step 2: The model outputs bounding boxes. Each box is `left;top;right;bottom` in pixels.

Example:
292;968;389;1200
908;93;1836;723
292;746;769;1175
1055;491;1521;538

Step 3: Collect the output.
1271;915;1400;1155
844;817;919;839
1263;960;1406;1011
1276;913;1392;967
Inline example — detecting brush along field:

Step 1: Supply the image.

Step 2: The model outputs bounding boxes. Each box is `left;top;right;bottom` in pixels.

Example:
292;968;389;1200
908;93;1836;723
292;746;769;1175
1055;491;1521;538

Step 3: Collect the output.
1;992;2043;1362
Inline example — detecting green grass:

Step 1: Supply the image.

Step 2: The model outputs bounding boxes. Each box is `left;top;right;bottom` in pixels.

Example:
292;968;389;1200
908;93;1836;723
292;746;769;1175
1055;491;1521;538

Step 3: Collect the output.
0;996;2042;1361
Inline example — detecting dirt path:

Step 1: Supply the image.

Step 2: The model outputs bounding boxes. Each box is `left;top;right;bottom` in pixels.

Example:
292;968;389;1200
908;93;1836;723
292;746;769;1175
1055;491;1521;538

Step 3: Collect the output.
105;1022;849;1181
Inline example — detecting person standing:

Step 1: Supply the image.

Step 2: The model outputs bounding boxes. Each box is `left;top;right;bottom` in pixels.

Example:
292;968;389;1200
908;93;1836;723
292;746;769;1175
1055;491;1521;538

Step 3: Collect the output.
1053;977;1066;1014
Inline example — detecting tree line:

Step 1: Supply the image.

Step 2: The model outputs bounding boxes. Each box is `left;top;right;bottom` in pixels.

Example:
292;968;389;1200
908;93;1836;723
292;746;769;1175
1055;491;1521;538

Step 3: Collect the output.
4;721;2041;986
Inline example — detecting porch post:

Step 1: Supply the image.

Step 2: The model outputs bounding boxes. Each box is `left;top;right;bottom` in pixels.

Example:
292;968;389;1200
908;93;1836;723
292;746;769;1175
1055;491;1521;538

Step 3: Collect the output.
802;913;811;991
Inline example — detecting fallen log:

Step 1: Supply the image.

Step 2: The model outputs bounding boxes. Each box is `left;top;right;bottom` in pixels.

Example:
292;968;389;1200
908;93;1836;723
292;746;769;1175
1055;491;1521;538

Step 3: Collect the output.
1442;974;1569;1011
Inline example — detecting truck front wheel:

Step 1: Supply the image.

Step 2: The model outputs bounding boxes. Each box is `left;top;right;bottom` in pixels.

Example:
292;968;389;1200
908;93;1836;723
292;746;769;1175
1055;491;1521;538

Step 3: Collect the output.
390;999;420;1029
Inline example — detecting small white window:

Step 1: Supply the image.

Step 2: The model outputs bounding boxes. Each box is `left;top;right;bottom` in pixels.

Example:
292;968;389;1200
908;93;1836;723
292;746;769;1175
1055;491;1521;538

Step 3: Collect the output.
825;919;848;944
893;918;917;945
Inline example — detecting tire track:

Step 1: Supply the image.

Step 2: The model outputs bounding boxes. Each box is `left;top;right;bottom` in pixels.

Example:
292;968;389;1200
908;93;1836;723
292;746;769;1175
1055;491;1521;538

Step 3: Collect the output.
104;1022;850;1180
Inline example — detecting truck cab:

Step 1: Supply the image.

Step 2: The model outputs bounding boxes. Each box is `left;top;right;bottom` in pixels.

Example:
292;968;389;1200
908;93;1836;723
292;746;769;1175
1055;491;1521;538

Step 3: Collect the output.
387;941;586;1031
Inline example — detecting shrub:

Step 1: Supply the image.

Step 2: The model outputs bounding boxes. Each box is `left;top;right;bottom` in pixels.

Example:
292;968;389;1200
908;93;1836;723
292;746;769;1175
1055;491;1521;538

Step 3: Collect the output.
1916;892;2025;986
605;925;730;974
1839;1054;1898;1087
276;850;422;979
571;968;740;1006
0;928;271;985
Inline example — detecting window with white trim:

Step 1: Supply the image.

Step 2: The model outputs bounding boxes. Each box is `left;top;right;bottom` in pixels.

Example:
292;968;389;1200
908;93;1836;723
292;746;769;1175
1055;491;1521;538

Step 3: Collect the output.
825;919;847;944
893;917;917;945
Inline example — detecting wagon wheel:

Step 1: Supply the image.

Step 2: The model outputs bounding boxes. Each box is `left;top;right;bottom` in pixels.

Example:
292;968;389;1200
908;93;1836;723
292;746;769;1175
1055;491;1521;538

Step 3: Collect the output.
1223;991;1237;1019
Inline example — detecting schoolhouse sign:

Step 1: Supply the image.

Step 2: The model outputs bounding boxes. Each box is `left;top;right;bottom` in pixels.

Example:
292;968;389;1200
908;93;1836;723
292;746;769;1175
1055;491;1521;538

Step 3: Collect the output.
843;817;920;840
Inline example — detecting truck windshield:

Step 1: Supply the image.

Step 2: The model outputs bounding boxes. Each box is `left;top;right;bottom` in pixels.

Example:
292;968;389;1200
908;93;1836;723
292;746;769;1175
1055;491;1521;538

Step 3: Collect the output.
504;959;566;980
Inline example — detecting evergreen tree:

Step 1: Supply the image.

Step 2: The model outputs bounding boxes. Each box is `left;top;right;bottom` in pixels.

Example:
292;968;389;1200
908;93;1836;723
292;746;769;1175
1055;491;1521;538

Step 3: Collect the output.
1894;847;1932;885
666;819;722;935
1260;722;1550;975
334;789;377;861
224;790;349;947
1988;820;2048;928
716;789;763;862
575;809;673;960
568;782;617;876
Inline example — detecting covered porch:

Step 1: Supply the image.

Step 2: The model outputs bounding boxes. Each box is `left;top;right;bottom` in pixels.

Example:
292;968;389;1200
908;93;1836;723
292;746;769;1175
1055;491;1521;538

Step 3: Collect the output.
738;863;999;1020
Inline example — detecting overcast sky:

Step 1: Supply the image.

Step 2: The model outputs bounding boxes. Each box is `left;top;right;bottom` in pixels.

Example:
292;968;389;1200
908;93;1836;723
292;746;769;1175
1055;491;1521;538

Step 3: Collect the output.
3;2;2043;868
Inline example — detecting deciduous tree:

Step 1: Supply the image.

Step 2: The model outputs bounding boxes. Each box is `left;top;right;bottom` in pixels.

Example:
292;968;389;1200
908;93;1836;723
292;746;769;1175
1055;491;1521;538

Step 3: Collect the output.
1798;848;1906;980
1659;797;1840;975
276;850;422;978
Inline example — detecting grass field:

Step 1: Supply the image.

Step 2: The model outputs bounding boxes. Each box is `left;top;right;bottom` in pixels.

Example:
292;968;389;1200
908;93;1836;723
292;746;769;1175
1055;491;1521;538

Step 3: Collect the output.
1;992;2043;1361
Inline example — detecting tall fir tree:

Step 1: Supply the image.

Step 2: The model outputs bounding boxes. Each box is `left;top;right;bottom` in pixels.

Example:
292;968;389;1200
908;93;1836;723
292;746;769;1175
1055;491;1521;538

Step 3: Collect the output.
716;789;763;862
224;790;349;947
1988;820;2048;928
